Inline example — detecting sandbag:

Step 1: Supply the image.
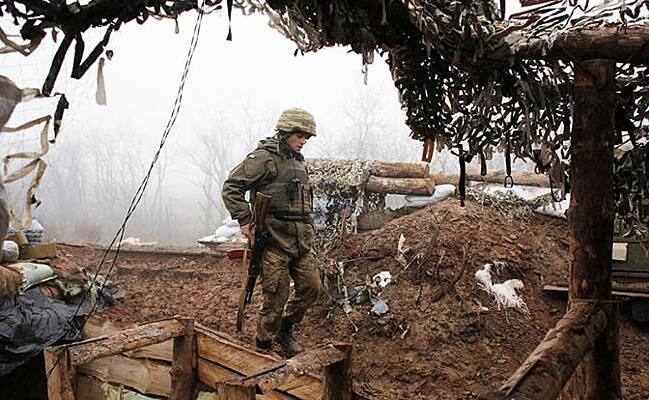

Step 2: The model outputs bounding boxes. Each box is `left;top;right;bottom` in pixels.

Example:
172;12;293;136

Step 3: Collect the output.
1;241;18;262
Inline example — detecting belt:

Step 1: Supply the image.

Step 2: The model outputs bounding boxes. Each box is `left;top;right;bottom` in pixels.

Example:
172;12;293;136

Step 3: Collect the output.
272;214;309;222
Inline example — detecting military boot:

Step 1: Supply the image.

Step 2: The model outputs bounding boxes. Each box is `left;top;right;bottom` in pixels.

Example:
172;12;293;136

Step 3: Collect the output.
275;319;303;356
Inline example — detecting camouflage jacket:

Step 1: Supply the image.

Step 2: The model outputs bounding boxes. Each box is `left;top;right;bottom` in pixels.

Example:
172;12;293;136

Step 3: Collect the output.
222;135;315;258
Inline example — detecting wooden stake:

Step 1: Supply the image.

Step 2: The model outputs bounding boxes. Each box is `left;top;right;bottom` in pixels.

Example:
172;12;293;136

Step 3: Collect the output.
171;318;194;400
44;347;75;400
566;59;620;399
322;343;353;400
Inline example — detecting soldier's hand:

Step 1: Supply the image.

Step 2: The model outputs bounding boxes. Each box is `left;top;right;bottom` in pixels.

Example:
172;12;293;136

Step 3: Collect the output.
240;224;254;243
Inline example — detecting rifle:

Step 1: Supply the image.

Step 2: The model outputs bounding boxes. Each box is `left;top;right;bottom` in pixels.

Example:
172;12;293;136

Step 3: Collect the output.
236;192;271;332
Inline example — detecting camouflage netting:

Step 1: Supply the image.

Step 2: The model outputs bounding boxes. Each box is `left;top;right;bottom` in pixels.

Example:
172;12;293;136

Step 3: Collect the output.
4;0;649;229
305;158;384;250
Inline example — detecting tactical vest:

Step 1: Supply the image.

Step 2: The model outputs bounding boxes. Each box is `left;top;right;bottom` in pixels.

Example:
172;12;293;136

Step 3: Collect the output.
254;152;314;219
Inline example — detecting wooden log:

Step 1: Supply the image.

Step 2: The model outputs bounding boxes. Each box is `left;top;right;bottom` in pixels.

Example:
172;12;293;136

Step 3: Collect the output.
369;161;429;178
68;318;186;366
78;354;171;397
83;319;173;362
170;318;194;400
566;59;620;399
44;347;76;400
365;176;435;195
479;303;608;399
515;26;649;64
431;170;550;188
322;343;353;400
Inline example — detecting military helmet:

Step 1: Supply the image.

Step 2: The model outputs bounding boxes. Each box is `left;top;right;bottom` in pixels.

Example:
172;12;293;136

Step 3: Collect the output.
275;107;317;137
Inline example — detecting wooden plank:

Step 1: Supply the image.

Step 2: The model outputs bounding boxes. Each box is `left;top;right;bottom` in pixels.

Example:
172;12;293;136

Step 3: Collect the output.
171;318;194;400
278;375;322;399
198;357;242;387
70;318;185;366
322;344;352;400
195;330;278;375
44;347;76;400
543;285;649;299
84;319;173;362
78;355;170;397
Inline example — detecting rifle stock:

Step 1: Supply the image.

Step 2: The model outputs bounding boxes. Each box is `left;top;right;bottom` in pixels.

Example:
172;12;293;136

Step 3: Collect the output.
236;192;271;332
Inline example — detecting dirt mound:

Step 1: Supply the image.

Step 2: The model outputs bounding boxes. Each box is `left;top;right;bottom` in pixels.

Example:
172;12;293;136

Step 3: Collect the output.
62;198;648;399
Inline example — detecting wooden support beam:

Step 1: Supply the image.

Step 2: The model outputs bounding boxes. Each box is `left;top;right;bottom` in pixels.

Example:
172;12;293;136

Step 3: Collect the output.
170;318;194;400
565;59;620;399
68;318;186;366
322;343;353;400
479;303;608;399
514;26;649;64
78;355;171;397
44;347;76;400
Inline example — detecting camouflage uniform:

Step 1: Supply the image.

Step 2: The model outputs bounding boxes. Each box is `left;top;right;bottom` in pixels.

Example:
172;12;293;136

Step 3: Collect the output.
222;108;321;347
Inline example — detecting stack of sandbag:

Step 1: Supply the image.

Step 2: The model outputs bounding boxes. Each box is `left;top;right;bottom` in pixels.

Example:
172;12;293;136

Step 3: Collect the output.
365;161;435;196
404;184;456;207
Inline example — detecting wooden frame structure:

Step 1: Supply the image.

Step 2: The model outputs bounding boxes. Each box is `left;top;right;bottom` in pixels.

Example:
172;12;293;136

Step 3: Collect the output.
45;317;354;400
481;59;622;399
45;317;194;400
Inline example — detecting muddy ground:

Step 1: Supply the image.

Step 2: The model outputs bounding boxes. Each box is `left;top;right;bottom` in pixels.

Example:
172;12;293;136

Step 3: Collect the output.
58;199;649;399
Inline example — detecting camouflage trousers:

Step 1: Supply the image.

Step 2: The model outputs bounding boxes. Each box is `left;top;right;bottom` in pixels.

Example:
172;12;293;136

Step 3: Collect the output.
256;245;321;342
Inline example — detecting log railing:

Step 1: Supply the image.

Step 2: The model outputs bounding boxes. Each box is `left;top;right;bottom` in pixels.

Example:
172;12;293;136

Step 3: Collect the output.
480;303;609;399
45;317;194;400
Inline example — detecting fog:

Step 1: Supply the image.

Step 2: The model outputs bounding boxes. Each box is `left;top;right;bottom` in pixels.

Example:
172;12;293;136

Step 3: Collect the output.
3;10;447;245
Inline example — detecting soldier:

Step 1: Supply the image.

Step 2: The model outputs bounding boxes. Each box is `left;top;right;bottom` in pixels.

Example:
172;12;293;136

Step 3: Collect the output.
222;107;321;355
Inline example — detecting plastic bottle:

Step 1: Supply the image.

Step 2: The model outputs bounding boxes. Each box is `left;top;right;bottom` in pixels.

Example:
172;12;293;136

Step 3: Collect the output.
23;218;44;244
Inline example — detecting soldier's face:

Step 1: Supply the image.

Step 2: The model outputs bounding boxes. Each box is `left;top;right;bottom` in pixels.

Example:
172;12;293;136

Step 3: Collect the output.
286;133;309;153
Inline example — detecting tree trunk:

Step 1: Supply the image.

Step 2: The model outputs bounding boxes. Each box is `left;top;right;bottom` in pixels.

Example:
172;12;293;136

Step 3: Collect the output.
365;176;435;195
369;161;430;178
565;59;620;399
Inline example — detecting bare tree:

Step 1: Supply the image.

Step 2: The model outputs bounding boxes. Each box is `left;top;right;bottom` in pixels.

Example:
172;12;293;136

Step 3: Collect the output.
186;114;234;235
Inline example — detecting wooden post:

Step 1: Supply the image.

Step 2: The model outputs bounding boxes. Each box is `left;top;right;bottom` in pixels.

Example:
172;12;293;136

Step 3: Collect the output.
216;381;256;400
322;343;353;400
44;347;76;400
170;318;194;400
566;59;620;399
